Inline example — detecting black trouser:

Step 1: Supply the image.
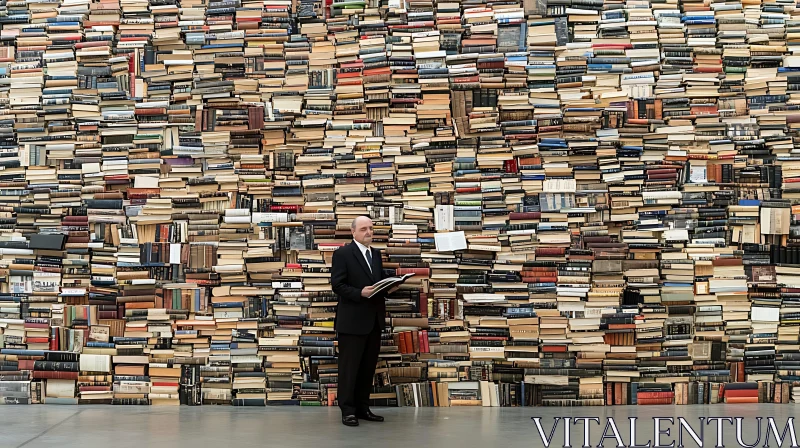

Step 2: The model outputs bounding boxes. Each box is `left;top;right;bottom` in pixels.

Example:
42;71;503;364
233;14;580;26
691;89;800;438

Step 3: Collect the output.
337;320;381;416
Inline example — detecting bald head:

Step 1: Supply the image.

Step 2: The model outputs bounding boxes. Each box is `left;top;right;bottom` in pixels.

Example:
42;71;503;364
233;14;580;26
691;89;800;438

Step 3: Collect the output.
351;216;372;230
351;216;374;246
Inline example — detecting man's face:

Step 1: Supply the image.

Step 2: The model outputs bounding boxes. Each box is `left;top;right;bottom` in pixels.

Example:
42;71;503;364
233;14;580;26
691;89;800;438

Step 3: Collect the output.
352;218;374;246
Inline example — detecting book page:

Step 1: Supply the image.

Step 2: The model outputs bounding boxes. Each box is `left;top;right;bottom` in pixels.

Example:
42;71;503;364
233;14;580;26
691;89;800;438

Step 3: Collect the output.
434;231;467;251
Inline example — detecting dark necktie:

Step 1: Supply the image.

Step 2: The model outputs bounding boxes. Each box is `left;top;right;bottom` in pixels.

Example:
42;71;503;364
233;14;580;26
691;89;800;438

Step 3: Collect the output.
365;248;373;271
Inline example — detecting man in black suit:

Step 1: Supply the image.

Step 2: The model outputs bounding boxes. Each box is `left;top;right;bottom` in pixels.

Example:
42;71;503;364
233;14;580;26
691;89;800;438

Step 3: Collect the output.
331;216;395;427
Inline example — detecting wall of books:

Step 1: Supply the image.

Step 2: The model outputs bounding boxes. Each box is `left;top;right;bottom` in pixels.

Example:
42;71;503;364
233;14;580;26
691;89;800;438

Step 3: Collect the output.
0;0;800;408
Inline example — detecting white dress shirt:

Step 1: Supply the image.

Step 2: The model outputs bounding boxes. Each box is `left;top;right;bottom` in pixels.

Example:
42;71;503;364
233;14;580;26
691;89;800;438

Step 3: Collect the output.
353;240;372;272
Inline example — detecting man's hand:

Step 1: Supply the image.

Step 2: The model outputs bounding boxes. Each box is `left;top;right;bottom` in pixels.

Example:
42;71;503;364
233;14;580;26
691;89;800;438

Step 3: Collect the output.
361;286;375;297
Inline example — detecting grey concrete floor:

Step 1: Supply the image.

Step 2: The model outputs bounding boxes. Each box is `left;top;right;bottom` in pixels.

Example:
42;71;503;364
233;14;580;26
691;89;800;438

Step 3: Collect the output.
0;404;796;448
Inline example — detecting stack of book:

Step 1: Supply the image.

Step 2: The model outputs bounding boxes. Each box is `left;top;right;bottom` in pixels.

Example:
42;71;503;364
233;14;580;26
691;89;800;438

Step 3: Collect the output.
6;0;800;409
0;355;31;404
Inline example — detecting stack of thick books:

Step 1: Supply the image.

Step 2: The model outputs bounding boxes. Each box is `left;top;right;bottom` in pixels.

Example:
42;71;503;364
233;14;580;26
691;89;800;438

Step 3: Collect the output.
5;0;800;408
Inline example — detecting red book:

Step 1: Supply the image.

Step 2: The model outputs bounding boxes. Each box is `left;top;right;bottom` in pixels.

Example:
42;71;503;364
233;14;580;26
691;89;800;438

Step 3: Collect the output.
638;398;674;405
726;397;759;404
541;345;567;352
79;386;112;392
637;391;674;399
521;277;558;283
18;360;36;370
403;332;413;354
398;333;408;354
32;371;79;380
723;389;759;398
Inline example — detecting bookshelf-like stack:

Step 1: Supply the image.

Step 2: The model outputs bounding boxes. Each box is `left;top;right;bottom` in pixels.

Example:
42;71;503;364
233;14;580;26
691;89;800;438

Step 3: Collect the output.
5;0;800;408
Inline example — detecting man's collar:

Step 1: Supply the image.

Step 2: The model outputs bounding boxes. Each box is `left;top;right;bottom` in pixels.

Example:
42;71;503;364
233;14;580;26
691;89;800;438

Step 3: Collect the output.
353;239;369;252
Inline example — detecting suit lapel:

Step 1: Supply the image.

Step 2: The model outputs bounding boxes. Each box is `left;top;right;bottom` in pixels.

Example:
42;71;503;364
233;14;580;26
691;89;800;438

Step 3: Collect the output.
369;247;380;282
351;242;373;280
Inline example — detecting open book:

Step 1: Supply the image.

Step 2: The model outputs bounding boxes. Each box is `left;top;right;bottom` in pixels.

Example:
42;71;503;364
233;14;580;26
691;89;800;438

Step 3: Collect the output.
368;273;415;298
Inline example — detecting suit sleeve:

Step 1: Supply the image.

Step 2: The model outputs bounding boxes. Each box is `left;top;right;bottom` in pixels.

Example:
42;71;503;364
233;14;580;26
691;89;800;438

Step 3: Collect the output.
331;248;364;303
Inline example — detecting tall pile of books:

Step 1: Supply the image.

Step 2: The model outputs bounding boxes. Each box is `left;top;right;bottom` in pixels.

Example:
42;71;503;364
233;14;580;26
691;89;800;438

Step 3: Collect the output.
3;0;800;408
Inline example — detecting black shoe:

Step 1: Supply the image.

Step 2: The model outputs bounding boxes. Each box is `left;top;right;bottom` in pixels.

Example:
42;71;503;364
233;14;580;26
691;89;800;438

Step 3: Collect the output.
342;415;359;427
356;410;384;422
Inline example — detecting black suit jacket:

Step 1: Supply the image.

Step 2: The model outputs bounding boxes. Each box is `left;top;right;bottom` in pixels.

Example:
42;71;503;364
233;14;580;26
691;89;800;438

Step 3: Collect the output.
331;242;389;335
